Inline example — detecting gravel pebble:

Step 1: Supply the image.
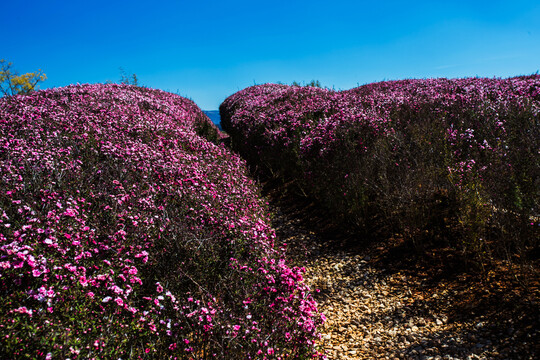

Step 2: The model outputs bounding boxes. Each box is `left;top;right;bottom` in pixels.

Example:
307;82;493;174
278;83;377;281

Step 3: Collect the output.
269;203;539;360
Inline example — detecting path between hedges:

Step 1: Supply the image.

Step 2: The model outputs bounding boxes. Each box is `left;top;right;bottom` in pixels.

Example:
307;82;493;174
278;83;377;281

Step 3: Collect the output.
264;184;539;360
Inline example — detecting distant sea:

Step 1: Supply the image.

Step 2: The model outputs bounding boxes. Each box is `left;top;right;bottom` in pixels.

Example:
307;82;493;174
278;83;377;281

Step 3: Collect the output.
203;110;222;130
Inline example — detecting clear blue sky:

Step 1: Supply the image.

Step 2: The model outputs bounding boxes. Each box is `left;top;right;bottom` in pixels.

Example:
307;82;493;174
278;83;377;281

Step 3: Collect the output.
2;0;539;109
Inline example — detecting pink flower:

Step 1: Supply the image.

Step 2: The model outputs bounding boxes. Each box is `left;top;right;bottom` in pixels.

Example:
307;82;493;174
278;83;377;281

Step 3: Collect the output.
32;269;42;277
64;208;77;217
13;306;33;316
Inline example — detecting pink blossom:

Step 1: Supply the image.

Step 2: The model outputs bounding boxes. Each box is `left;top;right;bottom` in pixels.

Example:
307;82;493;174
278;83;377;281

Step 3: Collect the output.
64;208;78;217
32;269;42;277
13;306;33;316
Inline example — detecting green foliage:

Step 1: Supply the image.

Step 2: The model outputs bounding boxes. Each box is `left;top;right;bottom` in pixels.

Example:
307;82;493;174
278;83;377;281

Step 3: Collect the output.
119;67;139;86
291;80;323;88
106;67;139;86
0;59;47;96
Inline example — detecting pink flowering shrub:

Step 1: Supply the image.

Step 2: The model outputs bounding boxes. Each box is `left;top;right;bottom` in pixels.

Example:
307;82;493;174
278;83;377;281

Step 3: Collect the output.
221;76;539;259
0;84;323;359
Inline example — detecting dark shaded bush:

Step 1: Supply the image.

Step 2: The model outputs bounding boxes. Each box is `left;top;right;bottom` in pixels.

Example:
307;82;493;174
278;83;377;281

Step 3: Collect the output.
220;77;539;261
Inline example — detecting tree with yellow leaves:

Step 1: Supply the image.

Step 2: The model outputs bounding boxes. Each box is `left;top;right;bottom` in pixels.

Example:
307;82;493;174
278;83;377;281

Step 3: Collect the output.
0;59;47;96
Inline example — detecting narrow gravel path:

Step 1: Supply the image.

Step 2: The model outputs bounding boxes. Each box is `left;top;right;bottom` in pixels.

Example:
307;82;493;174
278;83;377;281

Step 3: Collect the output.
267;190;539;360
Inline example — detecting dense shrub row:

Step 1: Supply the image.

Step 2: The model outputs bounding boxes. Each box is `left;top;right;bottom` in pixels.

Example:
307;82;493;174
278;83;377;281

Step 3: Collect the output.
0;84;323;359
220;76;539;260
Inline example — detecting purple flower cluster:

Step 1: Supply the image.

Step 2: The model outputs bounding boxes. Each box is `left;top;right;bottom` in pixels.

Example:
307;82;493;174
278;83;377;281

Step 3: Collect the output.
0;84;324;359
221;76;539;254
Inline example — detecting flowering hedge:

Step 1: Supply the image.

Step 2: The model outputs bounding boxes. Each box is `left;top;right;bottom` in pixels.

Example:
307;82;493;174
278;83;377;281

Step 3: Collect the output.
220;76;539;258
0;84;324;359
